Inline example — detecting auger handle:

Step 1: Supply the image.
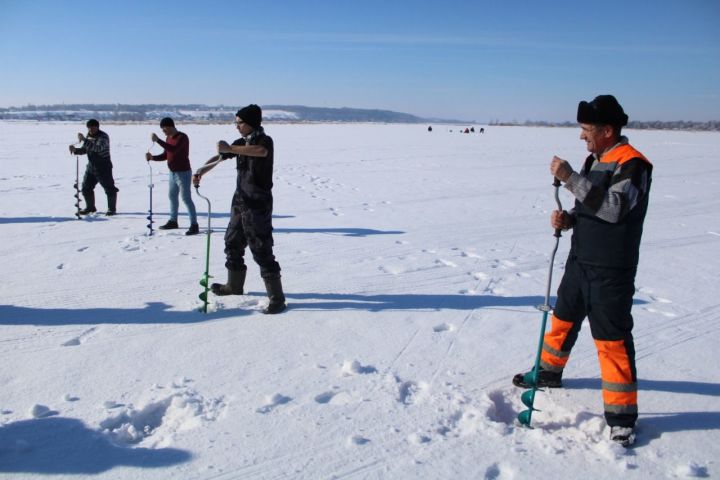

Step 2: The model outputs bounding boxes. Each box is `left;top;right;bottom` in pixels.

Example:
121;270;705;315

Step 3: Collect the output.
553;177;562;238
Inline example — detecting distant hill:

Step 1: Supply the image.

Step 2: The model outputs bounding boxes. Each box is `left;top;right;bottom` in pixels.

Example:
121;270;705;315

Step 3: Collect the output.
0;103;470;124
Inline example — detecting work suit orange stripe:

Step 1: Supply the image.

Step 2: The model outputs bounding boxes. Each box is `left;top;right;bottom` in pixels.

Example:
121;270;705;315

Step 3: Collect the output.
595;339;636;407
604;390;637;406
540;315;574;368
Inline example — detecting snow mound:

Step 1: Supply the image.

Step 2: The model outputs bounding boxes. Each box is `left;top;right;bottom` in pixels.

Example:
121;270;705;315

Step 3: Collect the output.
99;389;225;447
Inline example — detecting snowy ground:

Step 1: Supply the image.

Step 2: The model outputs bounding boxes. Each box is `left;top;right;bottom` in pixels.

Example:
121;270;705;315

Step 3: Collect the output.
0;121;719;479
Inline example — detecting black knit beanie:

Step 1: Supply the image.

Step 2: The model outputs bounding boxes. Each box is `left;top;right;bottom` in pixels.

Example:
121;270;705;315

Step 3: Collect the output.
160;117;175;128
236;104;262;129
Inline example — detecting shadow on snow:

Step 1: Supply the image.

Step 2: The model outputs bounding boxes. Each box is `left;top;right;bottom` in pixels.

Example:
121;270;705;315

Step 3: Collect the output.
0;212;295;225
285;292;545;311
0;216;108;224
0;302;247;326
562;377;720;445
1;292;540;326
275;227;404;237
0;417;191;475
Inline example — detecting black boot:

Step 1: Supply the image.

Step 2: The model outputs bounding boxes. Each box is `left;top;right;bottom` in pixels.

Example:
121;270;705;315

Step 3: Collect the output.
106;191;117;216
185;223;200;236
159;220;179;230
262;275;286;314
79;191;96;215
610;426;636;447
512;367;563;388
211;269;246;296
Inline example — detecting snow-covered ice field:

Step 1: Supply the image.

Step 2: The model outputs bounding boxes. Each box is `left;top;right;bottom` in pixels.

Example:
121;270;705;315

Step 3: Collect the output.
1;121;719;479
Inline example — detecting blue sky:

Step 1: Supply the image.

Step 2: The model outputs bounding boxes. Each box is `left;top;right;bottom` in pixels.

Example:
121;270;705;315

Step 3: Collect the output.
1;0;718;121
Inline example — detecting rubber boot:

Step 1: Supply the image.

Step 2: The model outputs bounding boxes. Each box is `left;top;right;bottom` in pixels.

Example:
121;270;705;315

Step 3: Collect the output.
79;191;96;214
262;275;286;314
106;191;117;216
211;269;246;296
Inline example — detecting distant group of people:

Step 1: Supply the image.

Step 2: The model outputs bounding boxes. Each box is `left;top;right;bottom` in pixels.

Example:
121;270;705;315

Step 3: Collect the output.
69;104;286;314
68;96;652;445
427;126;484;133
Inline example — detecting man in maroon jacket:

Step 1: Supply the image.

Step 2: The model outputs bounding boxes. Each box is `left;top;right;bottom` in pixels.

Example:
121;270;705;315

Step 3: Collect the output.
146;117;199;235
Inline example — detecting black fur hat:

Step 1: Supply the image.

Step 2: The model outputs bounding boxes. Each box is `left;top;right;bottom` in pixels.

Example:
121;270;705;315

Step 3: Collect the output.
577;95;628;127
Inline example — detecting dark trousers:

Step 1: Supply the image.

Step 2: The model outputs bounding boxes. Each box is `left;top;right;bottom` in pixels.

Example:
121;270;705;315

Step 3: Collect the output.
224;191;281;278
81;162;118;197
552;256;638;427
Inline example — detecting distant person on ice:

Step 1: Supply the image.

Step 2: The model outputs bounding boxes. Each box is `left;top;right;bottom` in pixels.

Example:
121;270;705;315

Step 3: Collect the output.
512;95;652;447
146;117;199;235
193;104;286;314
68;119;119;215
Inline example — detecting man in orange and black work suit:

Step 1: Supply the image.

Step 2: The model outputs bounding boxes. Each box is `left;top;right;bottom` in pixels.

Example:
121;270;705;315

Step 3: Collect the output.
513;95;652;448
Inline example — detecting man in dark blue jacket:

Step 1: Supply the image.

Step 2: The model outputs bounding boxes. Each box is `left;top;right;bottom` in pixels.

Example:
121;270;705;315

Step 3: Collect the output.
513;95;652;447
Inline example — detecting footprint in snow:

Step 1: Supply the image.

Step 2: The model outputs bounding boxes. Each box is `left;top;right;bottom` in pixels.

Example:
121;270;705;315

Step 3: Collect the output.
30;404;59;418
340;360;377;376
433;323;455;333
256;394;293;414
61;327;97;347
77;246;89;252
397;379;429;406
485;462;515;480
407;432;432;445
314;390;352;405
347;435;370;446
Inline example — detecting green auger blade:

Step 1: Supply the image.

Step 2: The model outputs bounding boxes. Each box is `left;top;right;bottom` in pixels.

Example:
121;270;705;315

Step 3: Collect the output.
200;274;212;288
517;409;533;426
199;291;208;302
523;370;538;387
521;389;536;408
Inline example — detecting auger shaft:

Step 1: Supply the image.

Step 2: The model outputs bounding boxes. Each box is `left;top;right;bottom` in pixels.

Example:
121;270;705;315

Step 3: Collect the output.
195;186;212;313
518;177;563;427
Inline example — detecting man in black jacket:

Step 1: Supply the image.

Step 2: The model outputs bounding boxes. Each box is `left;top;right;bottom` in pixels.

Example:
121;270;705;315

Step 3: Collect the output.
193;105;286;314
513;95;652;447
69;119;119;215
